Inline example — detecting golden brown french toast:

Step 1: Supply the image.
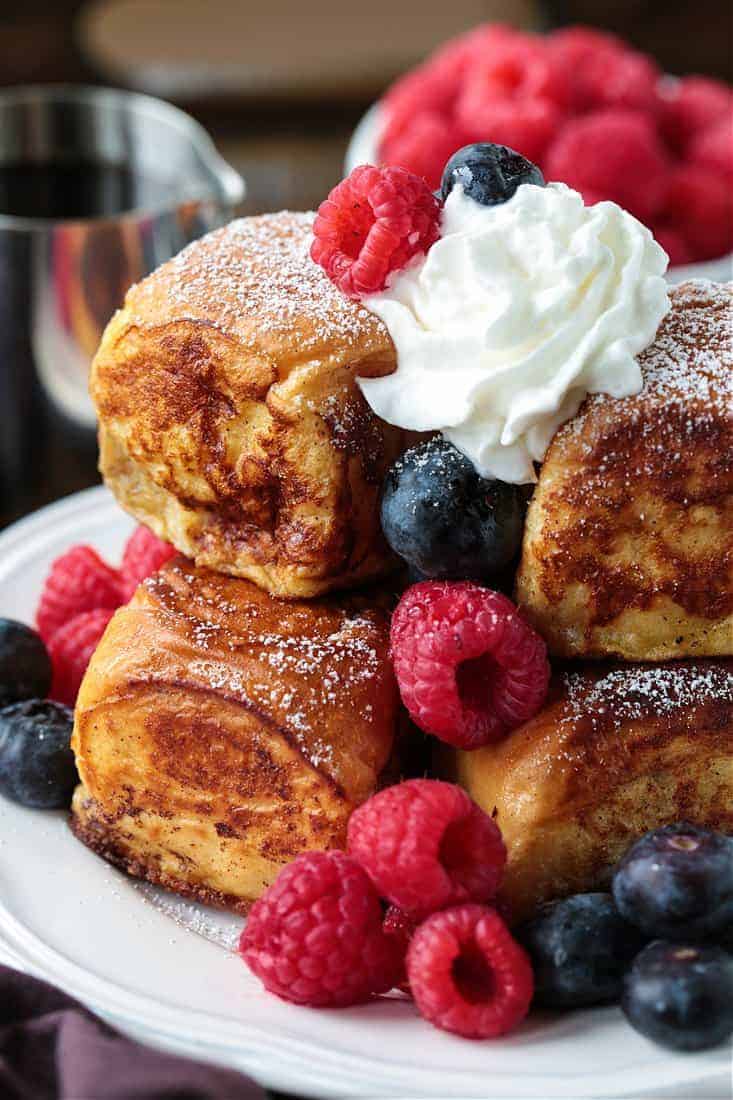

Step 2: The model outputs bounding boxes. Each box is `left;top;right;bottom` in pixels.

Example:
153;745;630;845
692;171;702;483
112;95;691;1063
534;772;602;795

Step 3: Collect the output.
70;558;399;911
90;212;417;599
447;660;733;922
516;280;732;660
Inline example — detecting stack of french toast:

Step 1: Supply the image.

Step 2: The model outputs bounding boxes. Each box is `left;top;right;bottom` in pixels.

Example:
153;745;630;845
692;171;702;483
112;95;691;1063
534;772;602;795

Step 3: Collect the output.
70;209;732;922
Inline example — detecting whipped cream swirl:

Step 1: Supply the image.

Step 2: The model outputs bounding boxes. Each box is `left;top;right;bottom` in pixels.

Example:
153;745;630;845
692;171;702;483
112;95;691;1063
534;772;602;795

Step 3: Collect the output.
359;182;670;483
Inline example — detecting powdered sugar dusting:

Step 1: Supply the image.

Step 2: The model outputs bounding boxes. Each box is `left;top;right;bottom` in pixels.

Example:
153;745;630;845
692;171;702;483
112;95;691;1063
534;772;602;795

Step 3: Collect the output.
563;663;733;730
129;211;387;354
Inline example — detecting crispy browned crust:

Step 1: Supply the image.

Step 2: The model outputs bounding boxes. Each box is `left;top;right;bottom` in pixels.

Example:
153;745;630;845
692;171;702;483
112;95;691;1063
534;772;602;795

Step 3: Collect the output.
90;212;418;599
447;659;733;921
516;281;733;659
70;558;400;909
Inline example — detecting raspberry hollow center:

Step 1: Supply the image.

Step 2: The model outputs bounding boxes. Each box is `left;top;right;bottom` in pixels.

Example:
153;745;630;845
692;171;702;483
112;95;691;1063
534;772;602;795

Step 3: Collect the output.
456;653;498;712
451;940;496;1004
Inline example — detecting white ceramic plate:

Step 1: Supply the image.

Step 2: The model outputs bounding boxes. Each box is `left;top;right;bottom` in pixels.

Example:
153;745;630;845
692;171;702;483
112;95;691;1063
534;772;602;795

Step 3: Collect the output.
345;104;733;286
0;487;731;1099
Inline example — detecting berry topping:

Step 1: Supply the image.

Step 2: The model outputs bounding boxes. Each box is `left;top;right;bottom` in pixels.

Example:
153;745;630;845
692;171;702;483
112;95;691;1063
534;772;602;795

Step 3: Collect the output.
120;525;177;601
622;941;733;1052
380;111;465;193
612;823;733;942
0;620;52;707
440;142;545;206
517;893;646;1009
0;699;76;809
689;118;733;180
390;581;550;749
382;904;418;993
310;165;441;298
380;438;526;582
406;904;534;1038
544;109;670;224
36;545;123;644
239;850;402;1007
347;778;506;920
47;607;116;708
458;96;561;165
550;30;660;114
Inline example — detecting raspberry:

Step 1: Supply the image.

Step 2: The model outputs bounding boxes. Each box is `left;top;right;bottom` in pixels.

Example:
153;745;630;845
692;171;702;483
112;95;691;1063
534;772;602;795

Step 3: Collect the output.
348;779;506;919
659;76;733;153
36;545;124;643
457;94;562;165
380;67;455;149
380;112;465;192
662;165;733;261
120;525;177;601
407;904;534;1038
689;119;733;180
544;109;670;224
550;30;659;115
390;582;549;749
462;36;570;108
310;165;441;299
652;225;694;268
383;904;418;993
239;850;401;1007
48;607;116;707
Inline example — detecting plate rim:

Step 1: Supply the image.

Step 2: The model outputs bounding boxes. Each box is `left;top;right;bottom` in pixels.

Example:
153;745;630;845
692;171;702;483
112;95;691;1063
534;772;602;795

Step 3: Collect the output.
0;487;731;1099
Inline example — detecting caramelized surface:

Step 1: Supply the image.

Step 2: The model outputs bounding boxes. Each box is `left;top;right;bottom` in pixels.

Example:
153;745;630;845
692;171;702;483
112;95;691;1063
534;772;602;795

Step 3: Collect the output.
517;281;732;659
449;660;733;921
71;558;399;910
91;212;414;599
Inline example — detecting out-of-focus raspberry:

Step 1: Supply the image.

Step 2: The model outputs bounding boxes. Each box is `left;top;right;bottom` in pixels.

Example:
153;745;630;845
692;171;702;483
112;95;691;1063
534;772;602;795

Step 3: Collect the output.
662;164;733;261
380;111;466;191
36;546;123;644
120;525;177;601
688;118;733;180
659;76;733;153
48;607;116;707
544;109;670;223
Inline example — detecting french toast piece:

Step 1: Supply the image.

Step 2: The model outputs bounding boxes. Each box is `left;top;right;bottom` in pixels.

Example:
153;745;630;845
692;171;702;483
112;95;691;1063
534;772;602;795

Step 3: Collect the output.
447;660;733;922
91;212;417;599
71;558;399;912
516;281;732;660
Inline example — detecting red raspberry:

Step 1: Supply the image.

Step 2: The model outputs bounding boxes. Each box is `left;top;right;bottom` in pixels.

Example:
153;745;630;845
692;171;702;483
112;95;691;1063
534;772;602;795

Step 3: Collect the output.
381;67;456;149
380;111;465;191
652;225;694;268
48;607;116;707
239;850;401;1007
550;30;659;115
544;109;670;224
689;118;733;180
458;94;562;165
407;904;534;1038
310;165;441;299
662;165;733;261
659;76;733;153
36;545;124;643
348;779;506;919
390;582;549;749
120;525;177;601
383;904;418;993
459;36;570;110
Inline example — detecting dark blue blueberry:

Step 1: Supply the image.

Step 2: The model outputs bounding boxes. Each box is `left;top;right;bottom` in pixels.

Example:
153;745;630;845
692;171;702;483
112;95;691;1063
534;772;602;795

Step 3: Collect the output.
441;143;545;206
612;823;733;942
0;618;51;706
622;941;733;1052
0;699;76;809
380;438;525;583
516;893;646;1009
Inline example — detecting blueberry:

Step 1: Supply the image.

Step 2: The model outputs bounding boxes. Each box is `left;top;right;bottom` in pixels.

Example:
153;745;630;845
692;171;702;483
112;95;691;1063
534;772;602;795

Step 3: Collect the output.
0;699;76;809
612;823;733;942
441;143;545;206
380;438;525;583
622;941;733;1051
516;893;646;1009
0;618;52;706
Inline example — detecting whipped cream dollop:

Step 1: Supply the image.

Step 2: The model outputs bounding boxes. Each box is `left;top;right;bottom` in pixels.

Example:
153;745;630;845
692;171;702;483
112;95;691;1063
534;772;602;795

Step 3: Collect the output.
359;182;670;483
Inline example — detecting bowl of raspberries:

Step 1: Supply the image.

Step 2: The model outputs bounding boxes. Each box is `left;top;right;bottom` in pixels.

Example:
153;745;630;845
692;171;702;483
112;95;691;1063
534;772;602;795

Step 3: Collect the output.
346;23;733;277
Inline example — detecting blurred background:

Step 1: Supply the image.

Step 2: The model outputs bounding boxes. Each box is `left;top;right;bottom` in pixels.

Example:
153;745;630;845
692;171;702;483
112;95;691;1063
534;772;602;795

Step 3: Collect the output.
0;0;731;530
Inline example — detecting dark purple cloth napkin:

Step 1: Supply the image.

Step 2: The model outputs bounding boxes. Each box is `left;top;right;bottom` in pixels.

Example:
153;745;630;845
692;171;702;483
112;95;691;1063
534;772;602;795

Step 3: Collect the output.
0;964;266;1100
